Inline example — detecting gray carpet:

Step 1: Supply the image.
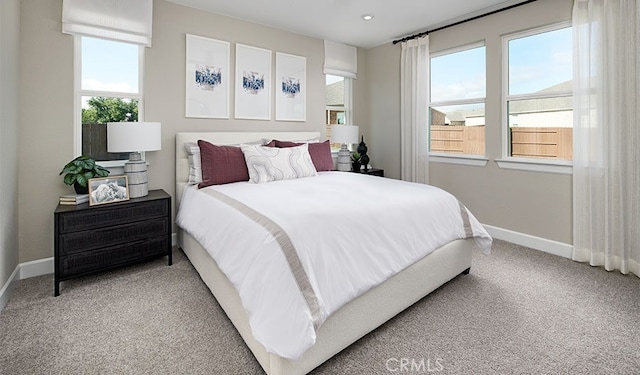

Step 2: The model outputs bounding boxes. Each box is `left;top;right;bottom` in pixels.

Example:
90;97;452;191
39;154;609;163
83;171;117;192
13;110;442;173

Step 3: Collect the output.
1;240;639;374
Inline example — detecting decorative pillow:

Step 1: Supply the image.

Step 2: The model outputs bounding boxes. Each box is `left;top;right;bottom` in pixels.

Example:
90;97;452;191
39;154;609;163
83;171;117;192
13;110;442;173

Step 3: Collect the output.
197;140;250;188
184;142;203;185
265;137;319;144
274;140;334;172
240;144;317;183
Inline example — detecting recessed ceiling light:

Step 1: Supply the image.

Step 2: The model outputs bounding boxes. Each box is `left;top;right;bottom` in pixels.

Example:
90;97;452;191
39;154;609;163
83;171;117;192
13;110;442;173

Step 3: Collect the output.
361;14;374;21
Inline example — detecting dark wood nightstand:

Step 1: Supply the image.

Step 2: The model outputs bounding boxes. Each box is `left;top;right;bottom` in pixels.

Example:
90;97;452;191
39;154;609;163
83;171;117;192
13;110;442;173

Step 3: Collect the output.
351;168;384;177
54;189;172;296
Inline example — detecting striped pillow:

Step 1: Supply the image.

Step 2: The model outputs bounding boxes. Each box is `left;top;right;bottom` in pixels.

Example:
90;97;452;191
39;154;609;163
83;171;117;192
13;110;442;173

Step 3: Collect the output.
184;142;203;185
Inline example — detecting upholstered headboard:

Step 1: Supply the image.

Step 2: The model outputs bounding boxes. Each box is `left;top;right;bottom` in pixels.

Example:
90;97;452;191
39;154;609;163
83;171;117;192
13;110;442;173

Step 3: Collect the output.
175;132;321;208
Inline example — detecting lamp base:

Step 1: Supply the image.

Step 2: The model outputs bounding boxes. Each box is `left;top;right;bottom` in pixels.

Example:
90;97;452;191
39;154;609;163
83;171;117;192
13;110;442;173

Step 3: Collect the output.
124;152;148;198
337;144;351;172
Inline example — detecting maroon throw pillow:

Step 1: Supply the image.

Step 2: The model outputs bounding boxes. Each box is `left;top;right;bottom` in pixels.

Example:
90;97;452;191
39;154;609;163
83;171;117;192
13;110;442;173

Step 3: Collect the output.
197;140;249;187
274;140;334;172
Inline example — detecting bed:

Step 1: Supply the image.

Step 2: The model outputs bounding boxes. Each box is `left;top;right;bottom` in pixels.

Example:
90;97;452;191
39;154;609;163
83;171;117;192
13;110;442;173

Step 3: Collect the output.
174;132;491;374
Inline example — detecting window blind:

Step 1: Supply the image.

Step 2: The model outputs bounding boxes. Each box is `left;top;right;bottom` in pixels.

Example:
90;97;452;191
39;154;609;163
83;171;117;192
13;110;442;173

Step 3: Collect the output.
323;40;357;79
62;0;153;47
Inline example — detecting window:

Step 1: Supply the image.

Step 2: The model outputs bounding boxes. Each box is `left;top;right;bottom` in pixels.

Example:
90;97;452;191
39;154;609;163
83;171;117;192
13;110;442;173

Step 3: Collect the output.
429;43;486;156
325;74;352;150
504;24;572;161
75;36;143;162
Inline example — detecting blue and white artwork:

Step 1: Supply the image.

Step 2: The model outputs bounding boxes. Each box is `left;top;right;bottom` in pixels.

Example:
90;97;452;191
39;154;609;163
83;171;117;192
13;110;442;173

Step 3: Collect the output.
281;77;301;98
242;71;265;94
276;52;306;121
235;44;272;120
186;35;230;118
195;65;222;91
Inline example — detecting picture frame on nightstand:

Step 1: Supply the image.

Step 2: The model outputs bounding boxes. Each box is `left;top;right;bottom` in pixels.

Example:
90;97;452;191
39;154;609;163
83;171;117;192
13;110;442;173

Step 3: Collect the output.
88;175;129;206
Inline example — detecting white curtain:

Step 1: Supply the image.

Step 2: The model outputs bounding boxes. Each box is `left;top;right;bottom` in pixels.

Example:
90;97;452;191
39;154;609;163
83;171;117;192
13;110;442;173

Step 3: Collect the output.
400;37;429;184
572;0;640;276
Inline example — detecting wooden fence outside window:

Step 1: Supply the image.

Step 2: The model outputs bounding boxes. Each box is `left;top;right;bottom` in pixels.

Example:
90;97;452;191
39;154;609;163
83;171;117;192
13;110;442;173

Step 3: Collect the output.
429;125;572;160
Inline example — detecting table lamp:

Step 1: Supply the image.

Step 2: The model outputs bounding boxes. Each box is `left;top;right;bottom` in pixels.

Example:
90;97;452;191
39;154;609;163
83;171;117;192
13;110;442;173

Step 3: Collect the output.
331;124;359;171
107;122;161;198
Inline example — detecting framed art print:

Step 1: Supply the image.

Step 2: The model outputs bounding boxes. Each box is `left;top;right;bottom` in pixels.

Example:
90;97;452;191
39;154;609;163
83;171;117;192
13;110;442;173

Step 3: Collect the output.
235;44;272;120
185;34;230;118
88;175;129;206
275;52;306;121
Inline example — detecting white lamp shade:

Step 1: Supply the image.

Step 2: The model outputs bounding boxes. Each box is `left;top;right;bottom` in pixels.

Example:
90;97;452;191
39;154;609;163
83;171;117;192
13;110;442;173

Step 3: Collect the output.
107;122;162;153
331;125;359;144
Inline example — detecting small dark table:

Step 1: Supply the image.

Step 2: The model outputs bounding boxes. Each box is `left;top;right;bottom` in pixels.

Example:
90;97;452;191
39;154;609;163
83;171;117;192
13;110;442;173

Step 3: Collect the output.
350;168;384;177
53;189;172;296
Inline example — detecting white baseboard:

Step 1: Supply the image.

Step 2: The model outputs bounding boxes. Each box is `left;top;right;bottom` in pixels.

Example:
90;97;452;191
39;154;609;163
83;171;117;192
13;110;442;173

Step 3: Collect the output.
19;257;54;279
483;224;573;259
0;265;20;312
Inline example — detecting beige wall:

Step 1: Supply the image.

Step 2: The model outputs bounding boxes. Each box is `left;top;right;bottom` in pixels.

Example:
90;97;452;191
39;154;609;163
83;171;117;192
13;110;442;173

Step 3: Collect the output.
366;0;574;244
352;48;369;136
1;0;21;289
17;0;368;262
19;0;74;263
364;42;402;177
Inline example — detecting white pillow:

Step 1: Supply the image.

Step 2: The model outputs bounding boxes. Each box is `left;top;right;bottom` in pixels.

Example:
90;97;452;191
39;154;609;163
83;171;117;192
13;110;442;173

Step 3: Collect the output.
240;143;317;183
184;142;203;185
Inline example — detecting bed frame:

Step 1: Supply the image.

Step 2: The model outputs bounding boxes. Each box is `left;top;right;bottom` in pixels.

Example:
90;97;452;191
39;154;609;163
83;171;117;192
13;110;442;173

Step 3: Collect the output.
175;132;473;375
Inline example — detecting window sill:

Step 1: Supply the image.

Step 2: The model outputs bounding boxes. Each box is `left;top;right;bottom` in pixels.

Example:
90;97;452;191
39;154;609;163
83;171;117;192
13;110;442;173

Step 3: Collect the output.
97;160;127;168
96;160;127;175
495;158;572;174
429;153;488;167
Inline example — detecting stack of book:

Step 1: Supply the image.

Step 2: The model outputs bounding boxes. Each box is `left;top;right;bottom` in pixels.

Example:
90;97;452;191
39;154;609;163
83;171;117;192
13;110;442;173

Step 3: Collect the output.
59;194;89;205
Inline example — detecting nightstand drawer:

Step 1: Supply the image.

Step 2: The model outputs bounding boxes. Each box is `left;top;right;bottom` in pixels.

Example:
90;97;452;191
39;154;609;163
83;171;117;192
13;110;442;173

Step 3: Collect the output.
57;200;168;234
59;218;168;255
59;236;169;277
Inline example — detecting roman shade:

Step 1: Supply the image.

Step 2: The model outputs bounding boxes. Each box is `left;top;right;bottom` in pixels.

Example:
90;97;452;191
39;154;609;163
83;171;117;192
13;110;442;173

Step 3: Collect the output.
323;40;357;79
62;0;153;47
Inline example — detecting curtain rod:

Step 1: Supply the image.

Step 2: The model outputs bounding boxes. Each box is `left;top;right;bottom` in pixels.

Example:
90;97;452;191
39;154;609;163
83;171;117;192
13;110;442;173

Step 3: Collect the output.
392;0;538;45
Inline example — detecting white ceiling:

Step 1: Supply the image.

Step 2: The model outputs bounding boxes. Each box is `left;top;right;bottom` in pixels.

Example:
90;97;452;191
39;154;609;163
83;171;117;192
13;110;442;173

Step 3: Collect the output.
165;0;532;49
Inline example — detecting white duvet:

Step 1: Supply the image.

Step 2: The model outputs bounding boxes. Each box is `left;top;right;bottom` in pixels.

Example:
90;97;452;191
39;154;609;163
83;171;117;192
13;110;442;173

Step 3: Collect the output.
176;172;491;360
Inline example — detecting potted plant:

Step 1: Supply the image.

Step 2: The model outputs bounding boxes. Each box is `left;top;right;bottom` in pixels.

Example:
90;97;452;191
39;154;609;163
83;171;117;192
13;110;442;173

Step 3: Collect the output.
60;155;110;194
351;152;362;172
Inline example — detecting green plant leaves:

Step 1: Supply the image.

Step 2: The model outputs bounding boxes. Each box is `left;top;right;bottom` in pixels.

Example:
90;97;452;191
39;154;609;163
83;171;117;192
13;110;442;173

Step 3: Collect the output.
59;155;110;187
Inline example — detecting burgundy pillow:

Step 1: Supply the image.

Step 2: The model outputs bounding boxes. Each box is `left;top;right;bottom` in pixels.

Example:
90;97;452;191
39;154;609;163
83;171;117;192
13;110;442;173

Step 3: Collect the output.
197;140;249;187
274;140;334;172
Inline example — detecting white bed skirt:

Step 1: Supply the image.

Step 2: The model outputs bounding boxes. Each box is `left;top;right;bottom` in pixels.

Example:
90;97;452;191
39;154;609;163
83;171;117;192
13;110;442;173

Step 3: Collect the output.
179;229;473;375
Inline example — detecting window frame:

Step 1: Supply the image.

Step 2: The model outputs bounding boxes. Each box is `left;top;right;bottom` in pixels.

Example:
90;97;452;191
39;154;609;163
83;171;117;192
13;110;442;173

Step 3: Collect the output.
325;75;353;151
497;21;573;174
73;36;145;167
428;41;488;166
325;75;352;125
